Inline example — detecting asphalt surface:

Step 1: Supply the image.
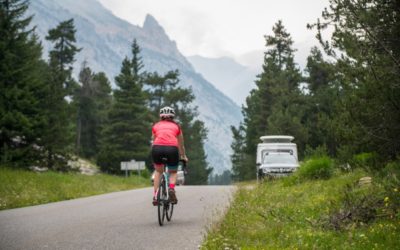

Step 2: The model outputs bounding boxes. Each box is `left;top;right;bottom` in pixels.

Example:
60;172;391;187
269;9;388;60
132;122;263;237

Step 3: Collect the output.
0;186;235;250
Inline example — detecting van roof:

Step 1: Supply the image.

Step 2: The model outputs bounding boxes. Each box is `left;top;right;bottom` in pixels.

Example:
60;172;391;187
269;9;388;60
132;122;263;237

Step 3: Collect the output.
260;135;294;143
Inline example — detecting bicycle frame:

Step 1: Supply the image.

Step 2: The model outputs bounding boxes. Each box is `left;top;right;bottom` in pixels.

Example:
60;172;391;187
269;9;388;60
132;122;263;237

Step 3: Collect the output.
160;168;169;201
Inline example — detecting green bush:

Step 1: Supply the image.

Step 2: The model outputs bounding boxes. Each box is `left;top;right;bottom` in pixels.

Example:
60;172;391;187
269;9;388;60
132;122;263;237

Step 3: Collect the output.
297;156;334;180
381;160;400;177
336;145;356;165
352;152;379;170
304;144;328;159
380;161;400;219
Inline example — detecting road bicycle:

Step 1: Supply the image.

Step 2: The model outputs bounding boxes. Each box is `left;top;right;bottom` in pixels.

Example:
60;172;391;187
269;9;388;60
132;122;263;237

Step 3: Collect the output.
156;160;187;226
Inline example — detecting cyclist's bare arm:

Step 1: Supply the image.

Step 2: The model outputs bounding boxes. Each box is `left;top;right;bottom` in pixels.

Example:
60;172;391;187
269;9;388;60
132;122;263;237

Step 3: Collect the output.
178;133;188;162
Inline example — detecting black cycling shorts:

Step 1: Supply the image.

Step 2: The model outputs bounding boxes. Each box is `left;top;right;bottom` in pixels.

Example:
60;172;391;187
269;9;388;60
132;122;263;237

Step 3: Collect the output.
151;145;179;169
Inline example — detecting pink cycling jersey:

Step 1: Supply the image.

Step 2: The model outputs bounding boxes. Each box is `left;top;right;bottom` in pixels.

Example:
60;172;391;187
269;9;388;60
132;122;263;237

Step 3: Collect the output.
152;120;181;147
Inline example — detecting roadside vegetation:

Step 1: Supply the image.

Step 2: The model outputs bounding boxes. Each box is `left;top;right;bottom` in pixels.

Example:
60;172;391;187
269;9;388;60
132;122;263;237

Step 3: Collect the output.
0;167;150;210
202;157;400;249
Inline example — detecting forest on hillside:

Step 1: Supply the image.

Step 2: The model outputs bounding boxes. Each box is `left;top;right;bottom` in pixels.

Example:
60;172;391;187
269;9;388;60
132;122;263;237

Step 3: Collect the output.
0;0;211;184
231;0;400;180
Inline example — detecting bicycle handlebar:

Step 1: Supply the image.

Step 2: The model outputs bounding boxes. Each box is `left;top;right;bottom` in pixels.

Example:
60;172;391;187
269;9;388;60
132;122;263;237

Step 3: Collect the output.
179;160;188;175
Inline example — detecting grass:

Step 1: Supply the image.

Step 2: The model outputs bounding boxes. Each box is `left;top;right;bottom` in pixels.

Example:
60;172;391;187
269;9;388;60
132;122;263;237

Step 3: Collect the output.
0;167;150;210
202;170;400;249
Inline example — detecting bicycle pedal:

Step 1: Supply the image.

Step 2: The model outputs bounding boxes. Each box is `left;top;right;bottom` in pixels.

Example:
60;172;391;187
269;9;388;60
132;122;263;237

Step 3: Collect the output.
152;199;158;206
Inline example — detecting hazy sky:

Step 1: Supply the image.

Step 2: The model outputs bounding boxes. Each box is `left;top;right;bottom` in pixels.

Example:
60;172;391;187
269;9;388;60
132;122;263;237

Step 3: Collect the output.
98;0;330;69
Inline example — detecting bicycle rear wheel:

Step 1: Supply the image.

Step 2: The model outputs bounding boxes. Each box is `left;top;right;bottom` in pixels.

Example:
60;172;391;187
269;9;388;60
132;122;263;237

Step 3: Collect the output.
166;203;174;221
163;173;173;221
157;176;166;226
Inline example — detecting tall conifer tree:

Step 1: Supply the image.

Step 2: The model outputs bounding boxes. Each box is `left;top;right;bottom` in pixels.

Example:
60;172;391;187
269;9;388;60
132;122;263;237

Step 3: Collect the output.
74;63;112;158
231;21;304;180
97;40;151;174
311;0;400;161
0;0;47;167
42;18;81;169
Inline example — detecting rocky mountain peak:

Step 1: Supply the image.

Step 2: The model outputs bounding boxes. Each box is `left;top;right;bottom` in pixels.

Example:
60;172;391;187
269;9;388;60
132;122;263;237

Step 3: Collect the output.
143;14;165;34
141;13;185;66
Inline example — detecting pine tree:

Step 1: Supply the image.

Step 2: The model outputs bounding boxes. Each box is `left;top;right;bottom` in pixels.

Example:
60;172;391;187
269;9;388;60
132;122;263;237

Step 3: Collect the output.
97;39;151;174
232;21;305;180
73;62;111;159
75;62;94;157
310;0;400;161
42;18;81;169
144;70;180;118
0;0;47;167
91;72;112;157
181;116;212;185
230;124;248;181
303;47;341;156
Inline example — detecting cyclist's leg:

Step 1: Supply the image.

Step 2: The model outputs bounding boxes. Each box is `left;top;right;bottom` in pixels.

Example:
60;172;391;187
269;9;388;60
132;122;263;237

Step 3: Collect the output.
166;146;179;187
153;164;163;193
166;146;179;204
168;171;177;186
151;145;165;204
167;169;178;204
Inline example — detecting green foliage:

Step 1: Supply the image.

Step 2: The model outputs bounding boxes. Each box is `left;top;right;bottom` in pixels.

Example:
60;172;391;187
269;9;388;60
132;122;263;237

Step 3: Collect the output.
380;161;400;218
336;145;357;165
382;160;400;178
144;70;182;118
230;124;251;181
97;40;151;174
232;20;305;181
0;0;48;167
41;18;81;170
202;171;400;249
303;47;340;157
352;152;379;170
73;63;112;159
0;166;150;210
304;144;328;159
183;119;212;185
297;156;334;180
310;0;400;161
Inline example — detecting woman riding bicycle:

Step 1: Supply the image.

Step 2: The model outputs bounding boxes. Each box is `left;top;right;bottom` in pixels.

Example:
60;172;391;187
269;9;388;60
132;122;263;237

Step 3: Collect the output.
151;106;188;205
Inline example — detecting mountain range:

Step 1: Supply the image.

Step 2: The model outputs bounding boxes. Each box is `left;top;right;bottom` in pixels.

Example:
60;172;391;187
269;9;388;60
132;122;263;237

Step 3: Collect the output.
28;0;242;173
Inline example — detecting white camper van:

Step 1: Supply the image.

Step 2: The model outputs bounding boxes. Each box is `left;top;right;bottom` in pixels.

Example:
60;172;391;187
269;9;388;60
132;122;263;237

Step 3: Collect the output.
256;135;299;179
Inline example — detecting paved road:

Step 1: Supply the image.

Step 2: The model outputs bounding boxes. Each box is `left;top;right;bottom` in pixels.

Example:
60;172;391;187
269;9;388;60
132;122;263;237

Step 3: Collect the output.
0;186;235;250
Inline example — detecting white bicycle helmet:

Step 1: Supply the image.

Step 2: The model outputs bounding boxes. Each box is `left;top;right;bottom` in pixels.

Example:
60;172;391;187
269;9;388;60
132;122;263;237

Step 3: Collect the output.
159;106;175;118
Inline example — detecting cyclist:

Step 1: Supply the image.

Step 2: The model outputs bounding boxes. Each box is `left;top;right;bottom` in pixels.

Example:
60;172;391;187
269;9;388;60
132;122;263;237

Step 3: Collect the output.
151;106;188;205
